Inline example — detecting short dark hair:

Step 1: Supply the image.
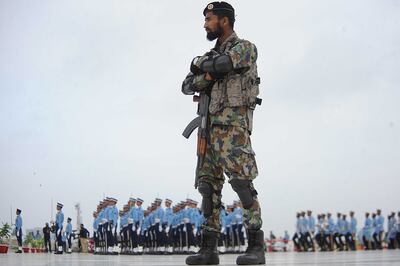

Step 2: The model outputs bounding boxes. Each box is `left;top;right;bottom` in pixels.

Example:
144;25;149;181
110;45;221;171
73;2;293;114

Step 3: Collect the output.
213;10;235;29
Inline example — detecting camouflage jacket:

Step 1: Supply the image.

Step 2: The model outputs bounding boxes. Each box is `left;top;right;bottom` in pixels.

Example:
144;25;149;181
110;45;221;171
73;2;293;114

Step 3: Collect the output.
192;32;259;132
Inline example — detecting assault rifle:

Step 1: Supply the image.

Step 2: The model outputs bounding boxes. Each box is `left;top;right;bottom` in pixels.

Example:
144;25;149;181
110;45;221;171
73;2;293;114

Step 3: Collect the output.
182;89;211;189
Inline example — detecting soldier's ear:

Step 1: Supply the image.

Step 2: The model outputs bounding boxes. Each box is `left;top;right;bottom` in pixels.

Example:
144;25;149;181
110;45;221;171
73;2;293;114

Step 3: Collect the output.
223;17;228;26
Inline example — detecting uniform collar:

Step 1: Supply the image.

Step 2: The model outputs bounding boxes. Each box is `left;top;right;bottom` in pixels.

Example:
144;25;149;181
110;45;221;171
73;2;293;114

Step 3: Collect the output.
215;31;239;53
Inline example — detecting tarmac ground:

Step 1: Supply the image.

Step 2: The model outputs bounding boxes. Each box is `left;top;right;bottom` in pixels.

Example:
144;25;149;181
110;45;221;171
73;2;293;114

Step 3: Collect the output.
1;250;400;266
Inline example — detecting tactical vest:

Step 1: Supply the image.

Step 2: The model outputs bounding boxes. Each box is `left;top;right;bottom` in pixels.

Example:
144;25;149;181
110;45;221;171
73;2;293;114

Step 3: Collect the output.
208;34;260;132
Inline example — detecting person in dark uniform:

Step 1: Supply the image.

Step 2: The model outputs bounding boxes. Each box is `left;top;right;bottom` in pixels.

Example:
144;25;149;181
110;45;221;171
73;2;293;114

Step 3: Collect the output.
43;223;52;252
183;2;265;265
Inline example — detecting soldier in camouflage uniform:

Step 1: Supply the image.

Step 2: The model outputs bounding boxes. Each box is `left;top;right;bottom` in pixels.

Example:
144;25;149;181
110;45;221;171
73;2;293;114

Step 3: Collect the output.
184;2;265;265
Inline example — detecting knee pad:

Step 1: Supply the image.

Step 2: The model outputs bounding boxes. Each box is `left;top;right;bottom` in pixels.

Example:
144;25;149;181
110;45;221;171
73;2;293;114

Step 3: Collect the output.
229;179;258;209
198;181;213;218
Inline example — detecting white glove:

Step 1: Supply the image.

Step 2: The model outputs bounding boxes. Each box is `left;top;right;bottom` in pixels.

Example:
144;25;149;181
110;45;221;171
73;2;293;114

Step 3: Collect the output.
159;225;162;232
183;226;187;232
132;226;136;231
16;230;19;237
166;226;170;234
241;226;246;233
221;227;226;234
193;228;198;235
136;228;140;235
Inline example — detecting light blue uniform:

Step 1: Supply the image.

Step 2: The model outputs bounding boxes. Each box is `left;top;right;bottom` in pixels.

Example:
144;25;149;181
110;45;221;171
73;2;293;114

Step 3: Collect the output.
149;211;155;226
295;217;301;234
388;216;397;239
375;215;384;233
327;217;335;234
171;213;179;229
15;214;23;245
66;222;72;235
65;221;73;250
284;231;290;241
233;207;243;225
141;216;149;234
154;207;164;226
307;216;316;233
343;219;350;234
107;205;119;225
15;215;23;231
338;218;346;235
363;217;372;240
163;207;174;227
299;217;308;234
181;207;190;224
136;206;144;229
220;209;227;232
98;209;106;224
120;214;128;228
225;212;233;230
56;211;64;228
350;217;357;234
197;213;205;230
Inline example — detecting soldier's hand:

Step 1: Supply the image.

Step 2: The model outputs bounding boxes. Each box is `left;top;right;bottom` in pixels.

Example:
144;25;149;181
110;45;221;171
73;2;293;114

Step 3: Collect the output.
205;72;214;81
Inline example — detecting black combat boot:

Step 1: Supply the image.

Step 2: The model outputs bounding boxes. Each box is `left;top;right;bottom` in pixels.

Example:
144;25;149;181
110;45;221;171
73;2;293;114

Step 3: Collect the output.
236;230;266;265
186;230;219;265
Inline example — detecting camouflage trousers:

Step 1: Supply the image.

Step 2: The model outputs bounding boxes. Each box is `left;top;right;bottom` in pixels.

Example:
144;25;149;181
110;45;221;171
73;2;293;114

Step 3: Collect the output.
197;124;262;232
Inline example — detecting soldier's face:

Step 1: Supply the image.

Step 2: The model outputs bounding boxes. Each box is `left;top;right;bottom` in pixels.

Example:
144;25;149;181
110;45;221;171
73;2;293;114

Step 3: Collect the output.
204;12;223;41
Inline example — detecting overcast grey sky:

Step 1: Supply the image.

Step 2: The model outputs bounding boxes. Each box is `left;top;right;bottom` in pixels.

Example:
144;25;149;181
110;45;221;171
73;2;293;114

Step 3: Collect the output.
1;0;399;236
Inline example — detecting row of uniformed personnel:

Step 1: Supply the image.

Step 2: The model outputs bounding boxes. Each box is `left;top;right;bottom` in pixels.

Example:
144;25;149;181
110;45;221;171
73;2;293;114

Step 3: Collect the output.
92;197;248;255
292;209;400;252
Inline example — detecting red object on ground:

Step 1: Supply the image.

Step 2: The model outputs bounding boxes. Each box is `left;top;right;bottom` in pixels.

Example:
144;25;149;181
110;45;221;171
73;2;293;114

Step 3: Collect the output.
22;247;29;253
0;245;8;253
89;238;94;253
30;248;36;253
268;241;274;252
